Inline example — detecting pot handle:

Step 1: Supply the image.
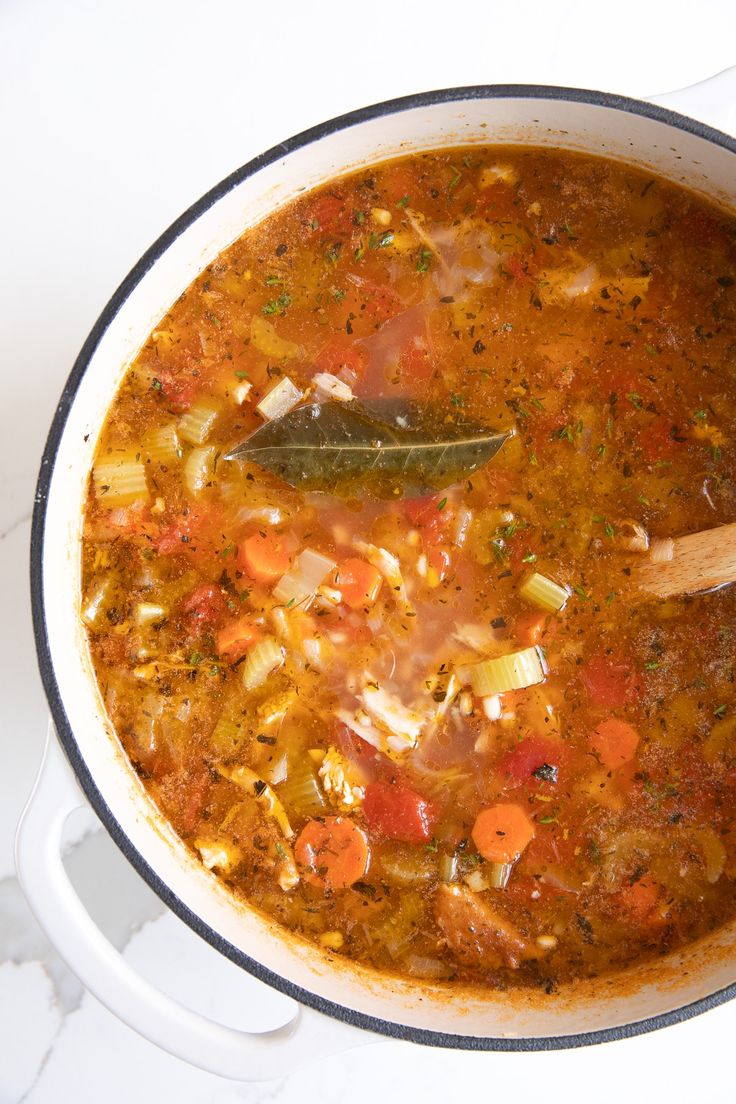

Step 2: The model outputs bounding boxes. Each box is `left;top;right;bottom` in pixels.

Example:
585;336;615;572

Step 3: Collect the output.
647;65;736;136
15;724;373;1081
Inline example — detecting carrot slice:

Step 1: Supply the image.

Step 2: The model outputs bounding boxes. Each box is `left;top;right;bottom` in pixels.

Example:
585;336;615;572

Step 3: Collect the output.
471;803;535;864
216;616;261;660
238;532;291;584
335;558;382;609
294;816;369;890
591;718;639;769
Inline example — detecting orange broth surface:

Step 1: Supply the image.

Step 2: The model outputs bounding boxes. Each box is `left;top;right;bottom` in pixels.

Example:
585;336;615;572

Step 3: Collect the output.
82;147;736;990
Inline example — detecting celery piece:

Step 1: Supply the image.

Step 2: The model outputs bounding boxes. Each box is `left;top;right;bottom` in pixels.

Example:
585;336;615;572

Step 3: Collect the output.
241;636;285;691
519;571;569;613
178;396;222;445
466;646;547;696
93;453;149;507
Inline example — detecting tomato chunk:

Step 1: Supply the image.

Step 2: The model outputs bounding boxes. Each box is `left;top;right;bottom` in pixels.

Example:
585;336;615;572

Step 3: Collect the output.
182;584;227;627
363;780;435;843
498;737;563;786
580;652;637;709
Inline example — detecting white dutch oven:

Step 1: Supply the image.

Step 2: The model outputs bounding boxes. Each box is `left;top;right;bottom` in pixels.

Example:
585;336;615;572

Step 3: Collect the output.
16;73;736;1081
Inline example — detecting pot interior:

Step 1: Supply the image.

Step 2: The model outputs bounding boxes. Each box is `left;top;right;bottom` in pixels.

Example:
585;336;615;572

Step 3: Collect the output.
38;89;736;1043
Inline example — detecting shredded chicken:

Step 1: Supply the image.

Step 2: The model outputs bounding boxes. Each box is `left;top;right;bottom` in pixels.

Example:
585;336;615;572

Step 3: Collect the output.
435;884;533;969
318;746;365;810
353;540;413;614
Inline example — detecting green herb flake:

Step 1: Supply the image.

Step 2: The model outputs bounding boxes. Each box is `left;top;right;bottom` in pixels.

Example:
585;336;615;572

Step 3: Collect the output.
416;247;433;273
714;704;728;719
189;651;203;666
644;660;660;671
437;497;448;512
644;344;659;356
151;377;162;391
694;409;708;420
396;195;410;208
451;393;465;408
262;293;293;316
627;392;644;409
265;274;281;286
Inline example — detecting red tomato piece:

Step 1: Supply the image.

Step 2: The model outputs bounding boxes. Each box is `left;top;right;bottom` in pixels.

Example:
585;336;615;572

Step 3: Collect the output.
182;584;228;627
156;369;199;412
216;617;261;660
315;340;366;380
497;736;564;786
580;652;637;709
403;494;452;537
307;193;353;236
363;780;435;843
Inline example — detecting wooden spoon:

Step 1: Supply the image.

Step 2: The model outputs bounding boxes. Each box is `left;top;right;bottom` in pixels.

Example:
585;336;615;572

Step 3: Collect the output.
636;523;736;598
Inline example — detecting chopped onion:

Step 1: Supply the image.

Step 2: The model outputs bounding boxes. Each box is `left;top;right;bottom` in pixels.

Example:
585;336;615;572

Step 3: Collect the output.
439;852;458;883
453;506;473;548
617;519;649;552
405;954;451;980
312;372;354;403
135;602;168;626
453;623;500;653
360;682;426;752
482;695;503;721
273;548;336;609
256;376;303;421
223;764;293;838
563;263;598;299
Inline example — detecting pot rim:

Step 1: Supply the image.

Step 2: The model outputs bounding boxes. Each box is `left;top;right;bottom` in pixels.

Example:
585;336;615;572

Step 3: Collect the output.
30;82;736;1051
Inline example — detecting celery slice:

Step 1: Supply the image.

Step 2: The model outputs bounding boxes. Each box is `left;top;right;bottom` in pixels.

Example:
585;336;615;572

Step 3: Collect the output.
241;636;285;691
178;396;222;445
465;646;547;696
93;453;149;507
519;571;569;613
277;756;326;817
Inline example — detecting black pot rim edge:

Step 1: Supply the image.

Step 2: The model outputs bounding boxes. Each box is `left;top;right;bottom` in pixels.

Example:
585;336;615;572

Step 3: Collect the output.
29;82;736;1054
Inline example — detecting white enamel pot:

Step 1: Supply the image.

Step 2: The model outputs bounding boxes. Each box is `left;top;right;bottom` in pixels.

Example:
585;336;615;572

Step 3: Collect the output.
17;73;736;1081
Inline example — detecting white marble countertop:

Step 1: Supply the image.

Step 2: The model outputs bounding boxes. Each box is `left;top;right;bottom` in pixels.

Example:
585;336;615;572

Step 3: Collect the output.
2;1;736;1099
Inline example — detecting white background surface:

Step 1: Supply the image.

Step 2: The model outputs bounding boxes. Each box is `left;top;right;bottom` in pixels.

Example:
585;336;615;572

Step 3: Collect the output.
2;0;736;1100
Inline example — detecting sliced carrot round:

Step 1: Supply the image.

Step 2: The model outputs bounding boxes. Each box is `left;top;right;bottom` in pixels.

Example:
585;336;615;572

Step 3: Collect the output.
294;816;369;890
238;531;291;584
591;718;639;769
471;803;535;864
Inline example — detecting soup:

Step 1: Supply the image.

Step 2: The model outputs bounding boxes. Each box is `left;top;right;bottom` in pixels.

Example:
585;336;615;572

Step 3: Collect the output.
82;147;736;990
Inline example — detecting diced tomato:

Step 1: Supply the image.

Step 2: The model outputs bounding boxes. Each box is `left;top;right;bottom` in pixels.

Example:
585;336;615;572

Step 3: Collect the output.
638;416;685;463
504;253;531;282
335;558;382;609
363;780;436;843
403;494;451;538
580;652;638;709
398;336;434;383
306;192;353;236
616;875;665;928
336;725;390;782
155;506;224;560
513;612;560;648
315;340;366;380
349;277;402;325
507;532;541;574
182;584;228;628
157;369;199;412
379;163;417;208
590;718;639;769
180;771;211;833
216;617;261;660
497;736;564;787
237;532;291;584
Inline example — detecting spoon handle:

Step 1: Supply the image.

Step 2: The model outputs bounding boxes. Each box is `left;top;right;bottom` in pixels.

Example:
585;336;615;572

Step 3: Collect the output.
636;522;736;598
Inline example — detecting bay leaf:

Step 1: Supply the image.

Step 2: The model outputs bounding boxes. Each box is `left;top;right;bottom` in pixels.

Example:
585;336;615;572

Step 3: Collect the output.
225;399;512;499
